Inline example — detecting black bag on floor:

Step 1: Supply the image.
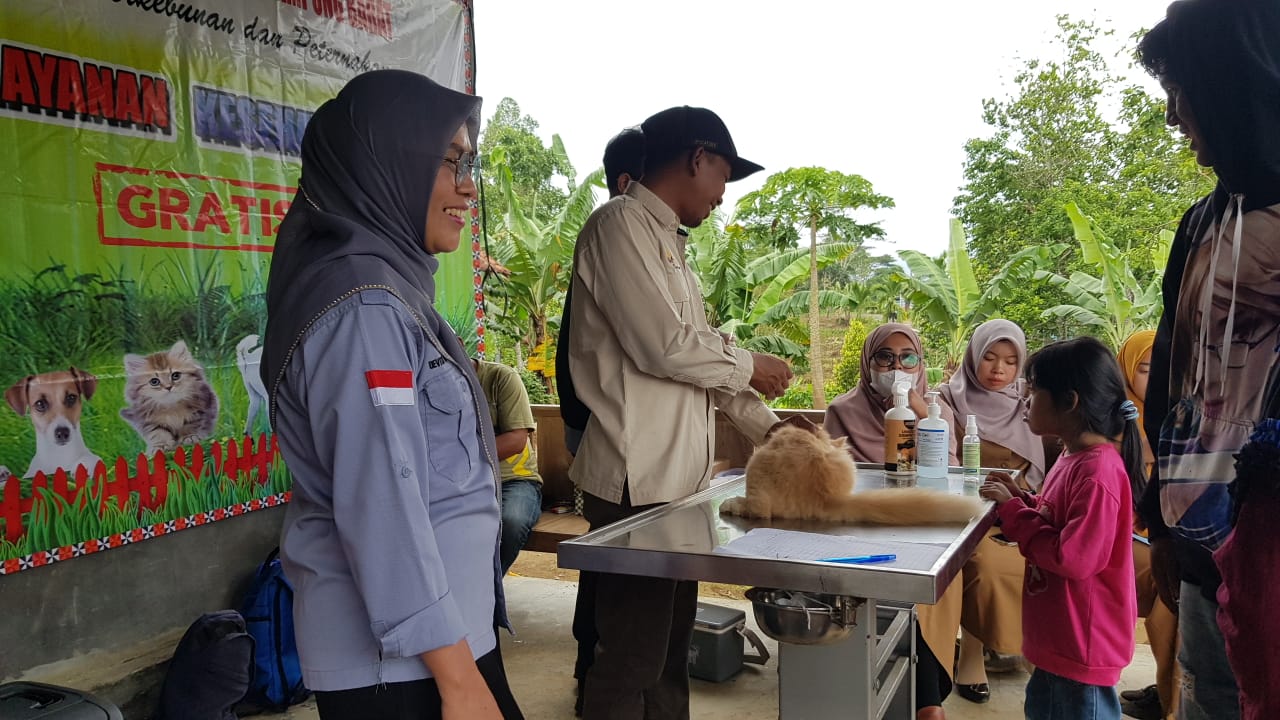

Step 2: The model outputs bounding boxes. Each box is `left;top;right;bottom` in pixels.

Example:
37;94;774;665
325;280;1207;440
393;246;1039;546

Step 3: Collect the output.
155;610;254;720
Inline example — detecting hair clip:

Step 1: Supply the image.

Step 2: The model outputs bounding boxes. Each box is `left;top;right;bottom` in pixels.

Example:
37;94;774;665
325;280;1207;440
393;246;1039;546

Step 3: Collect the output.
1120;399;1139;421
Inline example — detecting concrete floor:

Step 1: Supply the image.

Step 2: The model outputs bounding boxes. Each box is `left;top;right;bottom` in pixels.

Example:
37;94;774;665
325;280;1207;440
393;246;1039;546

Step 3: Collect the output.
267;575;1160;720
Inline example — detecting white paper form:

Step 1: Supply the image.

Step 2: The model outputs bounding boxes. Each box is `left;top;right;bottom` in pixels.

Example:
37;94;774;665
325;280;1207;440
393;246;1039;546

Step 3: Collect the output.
716;528;947;571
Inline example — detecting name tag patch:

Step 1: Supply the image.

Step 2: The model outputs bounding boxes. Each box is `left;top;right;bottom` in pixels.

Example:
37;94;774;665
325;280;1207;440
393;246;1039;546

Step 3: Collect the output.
365;369;414;406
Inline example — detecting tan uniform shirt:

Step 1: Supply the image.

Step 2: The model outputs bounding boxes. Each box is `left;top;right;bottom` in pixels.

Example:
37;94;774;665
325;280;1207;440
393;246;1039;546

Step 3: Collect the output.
568;183;778;506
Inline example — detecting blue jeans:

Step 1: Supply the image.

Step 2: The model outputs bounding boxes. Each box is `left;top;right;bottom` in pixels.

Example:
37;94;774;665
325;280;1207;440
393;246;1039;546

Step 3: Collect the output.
1025;669;1120;720
1177;581;1240;720
499;479;542;575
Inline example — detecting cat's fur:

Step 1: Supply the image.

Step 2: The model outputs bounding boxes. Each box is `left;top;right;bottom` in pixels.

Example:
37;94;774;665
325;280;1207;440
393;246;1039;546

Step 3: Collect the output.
121;340;220;454
720;425;984;525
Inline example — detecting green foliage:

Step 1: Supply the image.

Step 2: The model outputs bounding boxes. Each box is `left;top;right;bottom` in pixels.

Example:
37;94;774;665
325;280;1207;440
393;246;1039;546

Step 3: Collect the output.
953;16;1214;345
686;214;858;371
735;167;895;408
770;382;814;411
484;146;603;376
1035;202;1167;349
895;220;1062;369
518;366;555;405
479;98;573;221
829;318;870;397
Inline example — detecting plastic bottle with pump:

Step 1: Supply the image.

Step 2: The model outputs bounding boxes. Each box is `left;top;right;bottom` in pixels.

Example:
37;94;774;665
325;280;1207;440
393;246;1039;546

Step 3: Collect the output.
917;392;949;482
962;414;981;494
884;381;917;482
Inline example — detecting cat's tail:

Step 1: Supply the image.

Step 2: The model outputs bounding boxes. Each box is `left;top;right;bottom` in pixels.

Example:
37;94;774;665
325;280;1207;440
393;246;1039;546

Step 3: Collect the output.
829;488;985;525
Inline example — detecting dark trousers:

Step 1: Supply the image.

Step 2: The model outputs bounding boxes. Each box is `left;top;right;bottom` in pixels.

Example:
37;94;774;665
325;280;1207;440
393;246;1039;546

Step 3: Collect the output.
580;488;698;720
314;647;524;720
573;569;599;682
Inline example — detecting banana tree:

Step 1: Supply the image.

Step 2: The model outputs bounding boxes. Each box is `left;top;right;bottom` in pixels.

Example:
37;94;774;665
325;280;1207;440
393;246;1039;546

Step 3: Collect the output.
736;167;894;408
686;214;863;373
484;144;604;380
896;219;1062;370
1035;202;1170;350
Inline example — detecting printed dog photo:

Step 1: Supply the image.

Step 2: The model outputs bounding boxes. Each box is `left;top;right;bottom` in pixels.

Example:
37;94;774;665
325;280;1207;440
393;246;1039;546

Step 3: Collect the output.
4;367;104;478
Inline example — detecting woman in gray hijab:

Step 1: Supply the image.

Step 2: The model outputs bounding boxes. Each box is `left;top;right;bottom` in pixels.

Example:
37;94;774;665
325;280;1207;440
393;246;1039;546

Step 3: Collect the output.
940;319;1049;705
261;70;522;720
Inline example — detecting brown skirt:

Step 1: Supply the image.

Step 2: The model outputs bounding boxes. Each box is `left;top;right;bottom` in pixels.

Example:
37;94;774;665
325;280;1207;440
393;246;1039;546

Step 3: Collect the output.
959;527;1026;655
917;577;964;680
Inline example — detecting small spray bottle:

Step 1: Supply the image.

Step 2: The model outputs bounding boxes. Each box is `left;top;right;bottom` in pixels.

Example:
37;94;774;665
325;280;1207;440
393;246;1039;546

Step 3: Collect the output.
962;414;982;493
917;392;949;481
884;381;917;481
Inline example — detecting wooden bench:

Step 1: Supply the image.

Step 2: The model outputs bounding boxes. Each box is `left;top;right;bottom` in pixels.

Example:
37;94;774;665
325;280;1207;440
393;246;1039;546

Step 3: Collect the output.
523;405;826;554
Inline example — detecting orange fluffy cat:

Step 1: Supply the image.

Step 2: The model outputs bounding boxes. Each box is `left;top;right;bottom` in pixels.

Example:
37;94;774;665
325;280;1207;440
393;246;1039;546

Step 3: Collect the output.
720;425;985;525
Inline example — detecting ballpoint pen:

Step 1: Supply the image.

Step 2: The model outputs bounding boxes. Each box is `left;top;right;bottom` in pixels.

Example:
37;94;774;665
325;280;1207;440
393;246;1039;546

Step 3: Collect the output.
817;554;897;564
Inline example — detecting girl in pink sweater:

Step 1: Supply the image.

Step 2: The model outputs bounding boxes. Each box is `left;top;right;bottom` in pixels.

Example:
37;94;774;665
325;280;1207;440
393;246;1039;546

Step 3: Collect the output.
981;337;1142;720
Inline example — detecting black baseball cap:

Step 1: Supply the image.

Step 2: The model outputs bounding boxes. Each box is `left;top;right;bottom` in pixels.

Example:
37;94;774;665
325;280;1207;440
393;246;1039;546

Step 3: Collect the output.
640;105;764;182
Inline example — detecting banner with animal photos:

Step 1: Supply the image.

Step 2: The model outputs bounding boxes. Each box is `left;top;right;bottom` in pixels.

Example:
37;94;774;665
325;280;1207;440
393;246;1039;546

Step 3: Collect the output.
0;0;482;572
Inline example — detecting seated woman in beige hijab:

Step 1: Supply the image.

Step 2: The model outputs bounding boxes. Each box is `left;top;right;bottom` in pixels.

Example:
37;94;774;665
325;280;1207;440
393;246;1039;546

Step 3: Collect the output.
939;319;1051;704
825;322;959;720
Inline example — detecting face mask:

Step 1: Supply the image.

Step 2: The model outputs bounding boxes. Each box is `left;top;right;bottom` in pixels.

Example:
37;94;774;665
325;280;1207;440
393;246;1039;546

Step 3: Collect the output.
871;370;915;397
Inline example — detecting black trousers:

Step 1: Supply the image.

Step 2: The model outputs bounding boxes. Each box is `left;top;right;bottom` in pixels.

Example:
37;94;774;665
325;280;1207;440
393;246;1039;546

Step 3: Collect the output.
579;487;698;720
314;647;524;720
573;565;599;682
915;627;953;710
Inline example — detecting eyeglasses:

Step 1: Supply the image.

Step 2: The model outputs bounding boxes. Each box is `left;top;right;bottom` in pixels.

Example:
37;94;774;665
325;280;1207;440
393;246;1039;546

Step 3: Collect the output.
441;152;482;187
871;350;921;369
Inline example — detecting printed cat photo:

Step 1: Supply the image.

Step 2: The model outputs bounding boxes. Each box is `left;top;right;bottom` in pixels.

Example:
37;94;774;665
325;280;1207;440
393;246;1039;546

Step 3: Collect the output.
120;340;220;454
720;425;984;525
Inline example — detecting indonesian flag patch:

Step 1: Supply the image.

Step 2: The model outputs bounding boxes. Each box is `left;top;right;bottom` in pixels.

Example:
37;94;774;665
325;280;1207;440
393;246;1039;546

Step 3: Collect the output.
365;370;415;406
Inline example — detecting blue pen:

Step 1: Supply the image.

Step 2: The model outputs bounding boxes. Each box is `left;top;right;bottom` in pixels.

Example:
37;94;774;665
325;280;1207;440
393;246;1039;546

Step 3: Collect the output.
818;554;897;564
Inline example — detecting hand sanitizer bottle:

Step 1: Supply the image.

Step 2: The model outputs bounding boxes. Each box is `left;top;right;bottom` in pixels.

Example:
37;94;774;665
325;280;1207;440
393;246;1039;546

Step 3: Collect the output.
917;392;949;481
963;414;981;492
884;381;917;483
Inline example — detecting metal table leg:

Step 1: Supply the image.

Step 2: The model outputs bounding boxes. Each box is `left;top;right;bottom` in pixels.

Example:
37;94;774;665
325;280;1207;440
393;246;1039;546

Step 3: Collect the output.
777;599;916;719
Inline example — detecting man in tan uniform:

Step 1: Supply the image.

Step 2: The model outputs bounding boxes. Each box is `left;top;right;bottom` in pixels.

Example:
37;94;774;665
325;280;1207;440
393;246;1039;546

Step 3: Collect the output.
568;105;797;719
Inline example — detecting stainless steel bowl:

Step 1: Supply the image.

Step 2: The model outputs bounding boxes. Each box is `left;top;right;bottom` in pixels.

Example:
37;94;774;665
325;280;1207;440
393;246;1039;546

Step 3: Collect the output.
745;587;854;645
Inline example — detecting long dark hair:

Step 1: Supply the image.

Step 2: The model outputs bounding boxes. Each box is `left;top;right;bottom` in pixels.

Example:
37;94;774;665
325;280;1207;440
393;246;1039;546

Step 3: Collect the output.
1024;337;1147;504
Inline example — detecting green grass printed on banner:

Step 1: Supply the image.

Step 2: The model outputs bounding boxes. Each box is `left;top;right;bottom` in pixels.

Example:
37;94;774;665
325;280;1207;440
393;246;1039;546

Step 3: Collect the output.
0;258;270;474
0;452;290;562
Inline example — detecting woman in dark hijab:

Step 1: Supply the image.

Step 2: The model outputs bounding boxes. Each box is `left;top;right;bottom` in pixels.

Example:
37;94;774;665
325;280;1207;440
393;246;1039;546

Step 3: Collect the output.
261;70;522;720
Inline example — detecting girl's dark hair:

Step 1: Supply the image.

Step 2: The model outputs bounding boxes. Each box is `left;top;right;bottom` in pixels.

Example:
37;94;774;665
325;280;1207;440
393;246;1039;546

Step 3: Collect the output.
1025;337;1147;504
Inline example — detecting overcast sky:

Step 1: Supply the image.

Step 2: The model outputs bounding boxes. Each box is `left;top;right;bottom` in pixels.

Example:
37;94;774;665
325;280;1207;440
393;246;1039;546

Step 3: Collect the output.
472;1;1176;257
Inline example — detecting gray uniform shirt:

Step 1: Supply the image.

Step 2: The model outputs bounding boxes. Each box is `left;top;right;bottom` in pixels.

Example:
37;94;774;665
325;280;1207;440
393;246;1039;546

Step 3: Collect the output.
273;289;502;691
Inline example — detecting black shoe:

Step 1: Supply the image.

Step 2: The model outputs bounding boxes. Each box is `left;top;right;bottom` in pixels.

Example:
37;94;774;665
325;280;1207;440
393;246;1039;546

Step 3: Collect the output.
574;678;585;717
1121;696;1164;720
956;682;990;704
1120;684;1158;703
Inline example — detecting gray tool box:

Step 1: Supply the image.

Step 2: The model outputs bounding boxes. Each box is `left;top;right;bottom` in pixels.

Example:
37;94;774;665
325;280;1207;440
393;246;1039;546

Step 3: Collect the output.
688;601;770;682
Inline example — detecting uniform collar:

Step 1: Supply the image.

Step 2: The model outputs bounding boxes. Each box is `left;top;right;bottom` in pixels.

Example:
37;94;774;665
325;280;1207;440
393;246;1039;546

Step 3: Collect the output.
627;182;680;235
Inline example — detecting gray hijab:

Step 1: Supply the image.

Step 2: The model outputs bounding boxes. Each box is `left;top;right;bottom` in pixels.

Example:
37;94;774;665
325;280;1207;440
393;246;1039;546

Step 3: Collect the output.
262;70;484;433
941;319;1045;487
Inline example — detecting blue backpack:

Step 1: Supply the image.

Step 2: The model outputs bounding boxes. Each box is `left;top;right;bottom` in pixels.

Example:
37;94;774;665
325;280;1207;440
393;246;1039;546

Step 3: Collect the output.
240;548;309;710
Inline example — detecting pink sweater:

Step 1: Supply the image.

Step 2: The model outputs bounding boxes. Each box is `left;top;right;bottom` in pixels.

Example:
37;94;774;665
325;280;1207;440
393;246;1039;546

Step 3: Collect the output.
997;443;1136;686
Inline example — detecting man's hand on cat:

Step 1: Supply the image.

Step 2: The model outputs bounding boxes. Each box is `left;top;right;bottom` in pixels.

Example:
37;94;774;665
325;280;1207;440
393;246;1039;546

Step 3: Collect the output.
749;353;793;399
765;415;820;441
